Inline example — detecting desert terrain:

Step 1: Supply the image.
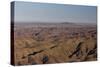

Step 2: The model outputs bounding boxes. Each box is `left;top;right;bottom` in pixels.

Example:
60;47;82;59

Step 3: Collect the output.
13;22;97;65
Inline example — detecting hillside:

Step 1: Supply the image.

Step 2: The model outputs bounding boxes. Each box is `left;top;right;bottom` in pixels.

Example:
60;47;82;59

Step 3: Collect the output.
13;23;97;65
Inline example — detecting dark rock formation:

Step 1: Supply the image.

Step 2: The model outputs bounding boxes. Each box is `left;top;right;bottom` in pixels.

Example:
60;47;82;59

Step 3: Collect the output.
69;42;83;58
42;56;49;64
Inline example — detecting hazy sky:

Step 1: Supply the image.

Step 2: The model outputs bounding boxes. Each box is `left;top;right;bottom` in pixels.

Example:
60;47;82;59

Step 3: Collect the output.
14;1;97;23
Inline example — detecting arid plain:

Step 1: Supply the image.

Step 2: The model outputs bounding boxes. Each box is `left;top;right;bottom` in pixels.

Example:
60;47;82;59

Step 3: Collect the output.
13;22;97;65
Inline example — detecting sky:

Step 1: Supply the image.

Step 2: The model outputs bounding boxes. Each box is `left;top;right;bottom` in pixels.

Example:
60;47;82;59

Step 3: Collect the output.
13;1;97;23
